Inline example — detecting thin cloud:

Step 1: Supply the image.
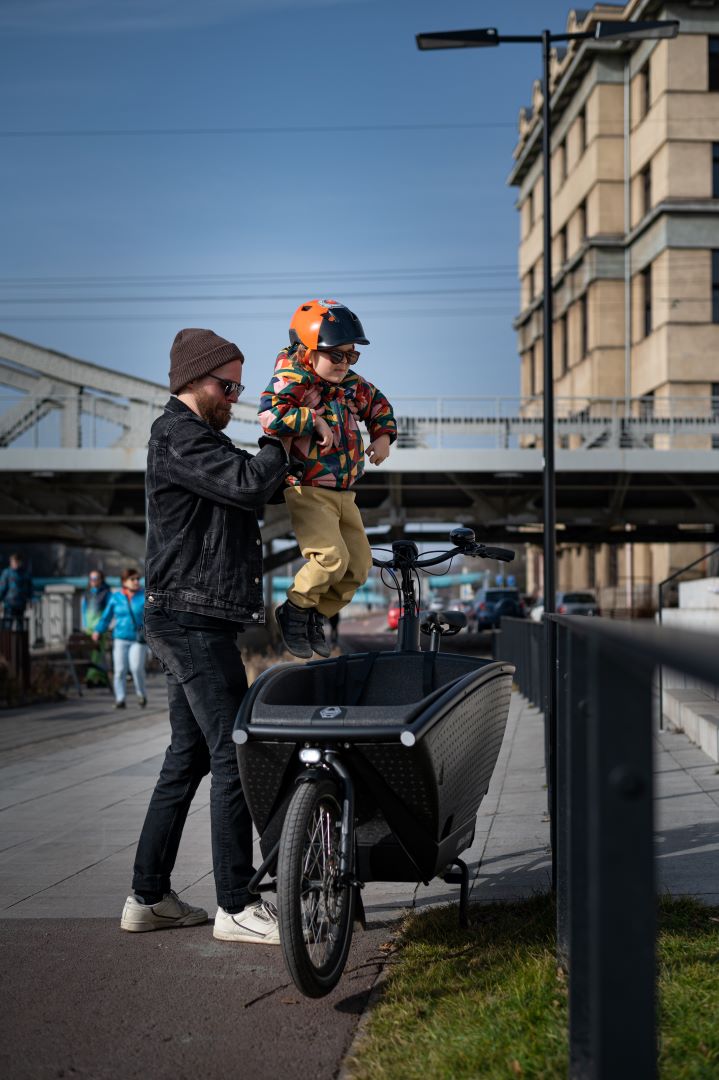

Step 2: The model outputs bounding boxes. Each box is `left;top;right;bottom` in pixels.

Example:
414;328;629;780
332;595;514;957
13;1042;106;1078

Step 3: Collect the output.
0;0;367;35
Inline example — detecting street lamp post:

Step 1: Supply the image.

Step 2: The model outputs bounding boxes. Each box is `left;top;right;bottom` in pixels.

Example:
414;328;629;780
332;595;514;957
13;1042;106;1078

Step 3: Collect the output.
416;15;679;869
417;16;679;1078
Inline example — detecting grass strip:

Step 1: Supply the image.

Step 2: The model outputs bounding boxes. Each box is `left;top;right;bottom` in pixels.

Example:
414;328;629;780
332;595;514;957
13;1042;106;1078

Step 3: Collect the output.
345;894;719;1080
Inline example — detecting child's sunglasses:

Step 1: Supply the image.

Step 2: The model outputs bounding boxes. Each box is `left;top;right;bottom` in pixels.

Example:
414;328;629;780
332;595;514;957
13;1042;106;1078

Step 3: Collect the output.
207;374;245;398
318;347;360;366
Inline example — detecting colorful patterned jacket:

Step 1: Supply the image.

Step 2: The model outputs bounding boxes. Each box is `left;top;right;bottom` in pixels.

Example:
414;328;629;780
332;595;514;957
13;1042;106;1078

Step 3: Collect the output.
258;349;397;489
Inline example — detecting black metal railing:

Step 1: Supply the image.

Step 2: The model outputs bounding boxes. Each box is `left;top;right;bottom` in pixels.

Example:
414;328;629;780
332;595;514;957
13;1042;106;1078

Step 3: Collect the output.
656;544;719;725
497;614;718;1080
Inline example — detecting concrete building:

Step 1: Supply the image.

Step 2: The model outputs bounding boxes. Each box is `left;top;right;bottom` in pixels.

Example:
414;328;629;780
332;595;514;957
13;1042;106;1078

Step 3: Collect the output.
509;0;719;612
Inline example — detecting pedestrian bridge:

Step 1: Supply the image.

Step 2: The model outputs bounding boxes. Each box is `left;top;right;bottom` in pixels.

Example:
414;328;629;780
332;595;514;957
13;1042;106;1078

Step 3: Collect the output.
1;332;718;559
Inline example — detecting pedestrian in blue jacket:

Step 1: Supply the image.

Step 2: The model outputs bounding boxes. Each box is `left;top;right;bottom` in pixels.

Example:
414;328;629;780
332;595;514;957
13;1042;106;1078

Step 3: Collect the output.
0;553;33;631
93;568;147;708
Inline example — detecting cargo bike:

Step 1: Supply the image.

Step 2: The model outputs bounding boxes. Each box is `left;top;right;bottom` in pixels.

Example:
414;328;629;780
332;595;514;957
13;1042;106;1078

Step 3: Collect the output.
233;528;515;997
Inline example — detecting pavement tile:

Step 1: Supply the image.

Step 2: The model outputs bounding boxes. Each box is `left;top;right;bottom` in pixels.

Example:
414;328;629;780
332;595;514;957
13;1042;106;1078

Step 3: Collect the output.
2;682;719;926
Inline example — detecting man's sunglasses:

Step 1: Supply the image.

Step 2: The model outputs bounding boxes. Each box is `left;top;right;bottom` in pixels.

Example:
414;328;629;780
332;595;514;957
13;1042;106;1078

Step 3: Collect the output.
317;347;360;366
207;374;245;398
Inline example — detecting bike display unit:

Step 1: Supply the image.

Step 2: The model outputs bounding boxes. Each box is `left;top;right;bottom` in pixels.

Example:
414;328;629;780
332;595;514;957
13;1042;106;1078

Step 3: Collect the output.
233;528;516;997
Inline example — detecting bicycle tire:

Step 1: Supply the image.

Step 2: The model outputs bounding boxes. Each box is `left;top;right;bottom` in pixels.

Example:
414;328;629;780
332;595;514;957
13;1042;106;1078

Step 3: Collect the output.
277;778;356;998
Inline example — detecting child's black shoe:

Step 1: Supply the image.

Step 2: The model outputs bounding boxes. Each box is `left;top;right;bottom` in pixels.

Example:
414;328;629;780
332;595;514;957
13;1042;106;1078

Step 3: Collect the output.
308;610;331;658
276;600;313;659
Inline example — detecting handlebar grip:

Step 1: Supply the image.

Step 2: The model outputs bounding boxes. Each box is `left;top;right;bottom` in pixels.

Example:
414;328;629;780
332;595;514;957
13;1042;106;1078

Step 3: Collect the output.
479;545;515;563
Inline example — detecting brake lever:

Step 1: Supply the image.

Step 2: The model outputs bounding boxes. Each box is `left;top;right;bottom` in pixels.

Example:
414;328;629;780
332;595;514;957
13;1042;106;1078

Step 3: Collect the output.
471;544;515;563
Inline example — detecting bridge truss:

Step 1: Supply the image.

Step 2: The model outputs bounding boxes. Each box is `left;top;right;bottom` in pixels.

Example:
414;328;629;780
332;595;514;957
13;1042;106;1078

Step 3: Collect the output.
1;333;718;561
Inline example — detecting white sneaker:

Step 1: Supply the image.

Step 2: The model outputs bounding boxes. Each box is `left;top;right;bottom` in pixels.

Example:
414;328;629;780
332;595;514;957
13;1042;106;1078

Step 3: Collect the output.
120;890;208;932
213;900;281;945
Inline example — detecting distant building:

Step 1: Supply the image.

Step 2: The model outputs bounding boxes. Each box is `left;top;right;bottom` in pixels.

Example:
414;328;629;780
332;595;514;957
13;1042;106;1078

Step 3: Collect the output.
509;0;719;611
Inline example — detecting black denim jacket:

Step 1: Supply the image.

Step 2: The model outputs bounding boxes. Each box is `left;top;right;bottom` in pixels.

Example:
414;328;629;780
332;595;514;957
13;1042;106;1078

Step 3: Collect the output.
145;396;289;625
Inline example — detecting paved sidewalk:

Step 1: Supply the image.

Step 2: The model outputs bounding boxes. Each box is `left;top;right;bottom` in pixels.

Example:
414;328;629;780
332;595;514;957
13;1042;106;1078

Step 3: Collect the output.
1;677;718;1080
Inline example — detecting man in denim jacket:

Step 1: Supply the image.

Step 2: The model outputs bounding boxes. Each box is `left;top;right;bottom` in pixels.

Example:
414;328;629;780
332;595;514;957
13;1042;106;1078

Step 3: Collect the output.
120;328;290;945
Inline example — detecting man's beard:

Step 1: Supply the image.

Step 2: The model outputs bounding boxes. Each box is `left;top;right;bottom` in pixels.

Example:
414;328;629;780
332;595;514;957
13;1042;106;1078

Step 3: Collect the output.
195;388;232;431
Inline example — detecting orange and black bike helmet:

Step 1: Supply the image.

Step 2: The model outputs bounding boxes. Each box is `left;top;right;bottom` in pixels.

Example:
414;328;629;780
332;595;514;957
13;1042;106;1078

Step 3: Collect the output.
289;299;369;350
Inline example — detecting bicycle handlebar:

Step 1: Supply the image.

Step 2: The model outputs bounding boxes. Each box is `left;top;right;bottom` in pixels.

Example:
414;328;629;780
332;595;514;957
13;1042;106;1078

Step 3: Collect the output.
371;542;515;571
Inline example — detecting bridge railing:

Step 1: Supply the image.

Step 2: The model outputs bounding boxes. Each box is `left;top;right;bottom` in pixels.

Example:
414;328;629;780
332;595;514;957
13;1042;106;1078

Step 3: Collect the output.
497;613;718;1079
2;392;719;451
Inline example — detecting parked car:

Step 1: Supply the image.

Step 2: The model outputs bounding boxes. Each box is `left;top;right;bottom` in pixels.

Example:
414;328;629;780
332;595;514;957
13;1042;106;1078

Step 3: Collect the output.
472;587;526;630
387;603;401;630
530;591;601;621
557;591;600;616
529;600;544;623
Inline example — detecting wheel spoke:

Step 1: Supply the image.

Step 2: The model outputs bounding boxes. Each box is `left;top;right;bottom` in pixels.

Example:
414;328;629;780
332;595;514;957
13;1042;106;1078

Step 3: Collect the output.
299;802;344;963
278;782;355;996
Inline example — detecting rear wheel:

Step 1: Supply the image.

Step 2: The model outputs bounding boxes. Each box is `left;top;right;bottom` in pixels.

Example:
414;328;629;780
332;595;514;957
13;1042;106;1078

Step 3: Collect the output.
277;778;356;998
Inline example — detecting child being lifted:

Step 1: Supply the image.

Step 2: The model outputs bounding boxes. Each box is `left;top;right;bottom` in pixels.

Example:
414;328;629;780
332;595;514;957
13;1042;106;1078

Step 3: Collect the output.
259;299;397;658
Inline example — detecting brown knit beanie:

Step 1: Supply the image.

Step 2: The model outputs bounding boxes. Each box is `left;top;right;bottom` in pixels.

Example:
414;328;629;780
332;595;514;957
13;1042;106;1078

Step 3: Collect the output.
169;328;244;394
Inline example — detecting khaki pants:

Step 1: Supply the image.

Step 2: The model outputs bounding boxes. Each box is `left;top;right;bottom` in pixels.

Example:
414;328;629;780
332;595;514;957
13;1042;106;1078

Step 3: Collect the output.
284;486;372;617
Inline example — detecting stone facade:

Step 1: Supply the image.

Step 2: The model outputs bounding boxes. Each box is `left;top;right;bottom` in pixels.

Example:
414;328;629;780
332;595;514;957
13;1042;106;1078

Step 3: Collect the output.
510;0;719;611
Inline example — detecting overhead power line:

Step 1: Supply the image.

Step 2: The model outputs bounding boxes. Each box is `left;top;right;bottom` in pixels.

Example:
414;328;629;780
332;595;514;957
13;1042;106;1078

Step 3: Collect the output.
0;265;519;287
0;114;696;139
0;287;519;305
0;307;519;323
0;121;516;139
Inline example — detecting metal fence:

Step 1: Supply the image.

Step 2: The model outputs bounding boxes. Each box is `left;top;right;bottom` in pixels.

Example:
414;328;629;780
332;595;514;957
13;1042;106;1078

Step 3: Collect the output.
0;628;30;692
497;614;718;1080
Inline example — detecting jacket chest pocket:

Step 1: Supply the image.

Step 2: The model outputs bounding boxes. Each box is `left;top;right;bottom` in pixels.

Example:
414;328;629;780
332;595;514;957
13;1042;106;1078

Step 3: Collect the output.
197;529;224;590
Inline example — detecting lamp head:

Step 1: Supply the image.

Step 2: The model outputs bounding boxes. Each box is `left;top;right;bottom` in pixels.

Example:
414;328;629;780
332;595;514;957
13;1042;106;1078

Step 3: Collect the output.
594;19;679;41
416;28;499;50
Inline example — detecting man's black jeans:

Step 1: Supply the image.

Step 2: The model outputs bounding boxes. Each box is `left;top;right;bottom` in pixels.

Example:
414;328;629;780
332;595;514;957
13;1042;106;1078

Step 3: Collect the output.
133;607;254;913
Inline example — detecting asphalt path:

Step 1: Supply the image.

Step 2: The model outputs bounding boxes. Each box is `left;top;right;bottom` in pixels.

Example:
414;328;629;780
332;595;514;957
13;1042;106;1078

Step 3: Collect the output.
0;916;391;1080
0;619;524;1080
0;621;405;1080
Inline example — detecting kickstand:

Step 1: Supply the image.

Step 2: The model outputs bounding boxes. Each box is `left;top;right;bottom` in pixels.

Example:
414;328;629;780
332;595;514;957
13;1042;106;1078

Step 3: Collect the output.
353;885;367;930
443;858;470;929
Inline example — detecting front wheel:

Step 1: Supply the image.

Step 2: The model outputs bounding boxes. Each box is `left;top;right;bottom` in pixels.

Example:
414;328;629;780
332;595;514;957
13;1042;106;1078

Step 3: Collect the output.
277;778;356;998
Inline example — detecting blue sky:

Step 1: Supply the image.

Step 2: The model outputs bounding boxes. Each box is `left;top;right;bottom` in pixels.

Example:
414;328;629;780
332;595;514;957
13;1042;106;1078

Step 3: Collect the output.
1;0;576;405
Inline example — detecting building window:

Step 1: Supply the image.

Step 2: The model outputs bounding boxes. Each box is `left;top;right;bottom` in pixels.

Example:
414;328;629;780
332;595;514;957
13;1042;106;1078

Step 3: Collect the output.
640;61;651;116
559;225;567;266
713;250;719;323
712;381;719;450
710;37;719;92
528;265;535;303
639;391;655;420
642;263;653;337
578;199;587;241
580;294;588;358
555;140;566;186
560;313;569;375
528;188;535;227
713;144;719;198
641;162;652;217
577;107;586;156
